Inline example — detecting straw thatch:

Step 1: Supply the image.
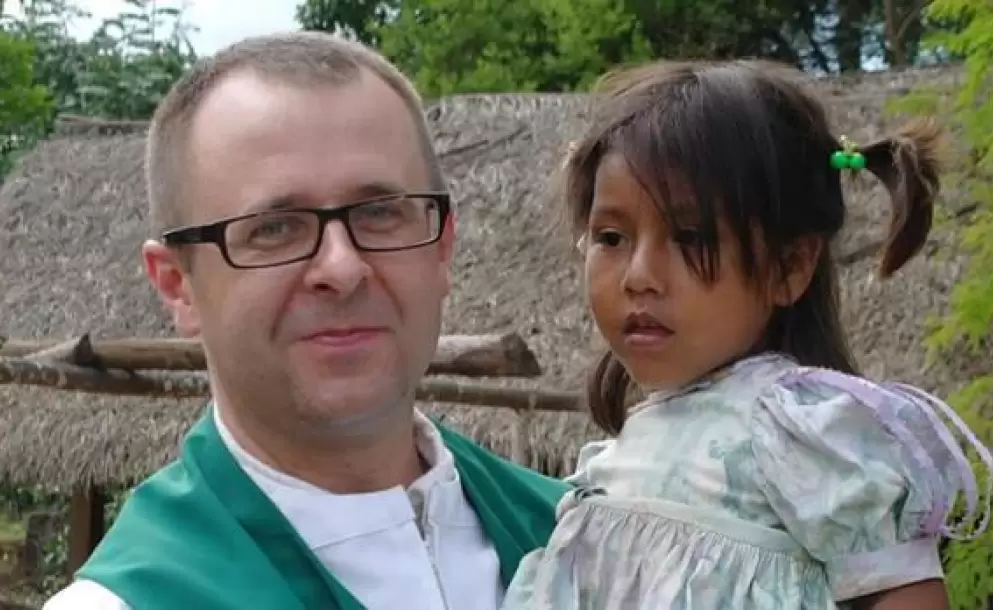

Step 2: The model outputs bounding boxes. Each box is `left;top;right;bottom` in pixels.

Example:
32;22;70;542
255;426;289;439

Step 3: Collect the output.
1;64;989;490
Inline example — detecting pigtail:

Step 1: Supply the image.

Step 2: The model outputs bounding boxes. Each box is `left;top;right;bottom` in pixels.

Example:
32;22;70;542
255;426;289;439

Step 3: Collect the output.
858;118;945;278
587;350;631;435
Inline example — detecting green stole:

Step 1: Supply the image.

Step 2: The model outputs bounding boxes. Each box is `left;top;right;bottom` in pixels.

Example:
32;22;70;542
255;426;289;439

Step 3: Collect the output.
76;409;570;609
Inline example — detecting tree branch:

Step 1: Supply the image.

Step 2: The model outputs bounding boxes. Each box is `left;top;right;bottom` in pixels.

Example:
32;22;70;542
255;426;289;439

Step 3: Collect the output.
896;0;929;46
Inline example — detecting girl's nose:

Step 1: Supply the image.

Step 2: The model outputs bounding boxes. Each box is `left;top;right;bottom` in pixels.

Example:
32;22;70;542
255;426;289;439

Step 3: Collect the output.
622;238;667;296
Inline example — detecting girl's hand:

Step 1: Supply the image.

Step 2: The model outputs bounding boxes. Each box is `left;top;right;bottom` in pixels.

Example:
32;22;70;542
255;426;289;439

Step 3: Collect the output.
852;579;949;610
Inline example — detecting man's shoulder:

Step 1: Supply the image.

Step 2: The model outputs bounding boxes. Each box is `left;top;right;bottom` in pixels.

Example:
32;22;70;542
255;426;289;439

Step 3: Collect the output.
434;419;571;494
73;455;232;597
43;579;131;610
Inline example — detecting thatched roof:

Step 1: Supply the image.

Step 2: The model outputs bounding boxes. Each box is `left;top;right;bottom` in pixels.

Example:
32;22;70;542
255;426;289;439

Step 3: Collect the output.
2;65;989;490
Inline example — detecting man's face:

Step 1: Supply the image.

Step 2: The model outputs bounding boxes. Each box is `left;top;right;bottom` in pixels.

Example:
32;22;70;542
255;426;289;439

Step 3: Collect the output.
144;68;453;440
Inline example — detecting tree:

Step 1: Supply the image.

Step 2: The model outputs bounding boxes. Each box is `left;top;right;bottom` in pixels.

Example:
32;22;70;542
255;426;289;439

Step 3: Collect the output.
0;30;53;176
833;0;871;72
891;1;993;607
881;0;930;66
0;1;200;589
296;0;398;46
624;0;812;69
374;0;651;97
295;0;940;87
1;0;197;121
78;0;198;119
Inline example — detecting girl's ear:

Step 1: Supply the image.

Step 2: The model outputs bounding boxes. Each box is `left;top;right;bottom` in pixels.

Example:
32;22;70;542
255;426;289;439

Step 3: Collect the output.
770;235;823;307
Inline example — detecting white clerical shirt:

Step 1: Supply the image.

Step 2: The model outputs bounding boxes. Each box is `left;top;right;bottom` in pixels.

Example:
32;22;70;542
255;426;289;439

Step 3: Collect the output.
42;408;504;610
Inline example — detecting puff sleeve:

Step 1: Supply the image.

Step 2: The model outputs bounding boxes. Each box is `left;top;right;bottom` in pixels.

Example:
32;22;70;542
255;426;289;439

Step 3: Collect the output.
750;366;992;602
553;439;613;520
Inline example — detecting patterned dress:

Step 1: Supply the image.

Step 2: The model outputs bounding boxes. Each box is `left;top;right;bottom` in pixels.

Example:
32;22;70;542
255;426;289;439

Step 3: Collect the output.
501;352;992;609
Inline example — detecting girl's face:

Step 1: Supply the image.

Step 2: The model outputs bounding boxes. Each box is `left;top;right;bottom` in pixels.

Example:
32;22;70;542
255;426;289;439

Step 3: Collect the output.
584;152;784;391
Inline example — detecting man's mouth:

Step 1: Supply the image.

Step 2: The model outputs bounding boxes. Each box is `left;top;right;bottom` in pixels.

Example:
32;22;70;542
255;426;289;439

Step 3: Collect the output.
302;327;388;349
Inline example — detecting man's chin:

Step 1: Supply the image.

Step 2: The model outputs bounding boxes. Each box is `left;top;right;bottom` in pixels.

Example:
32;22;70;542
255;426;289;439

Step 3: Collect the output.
291;379;411;437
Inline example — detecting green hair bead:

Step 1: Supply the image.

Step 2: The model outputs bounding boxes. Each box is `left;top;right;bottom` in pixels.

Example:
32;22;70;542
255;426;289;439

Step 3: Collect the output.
848;152;866;170
830;151;849;169
830;135;865;172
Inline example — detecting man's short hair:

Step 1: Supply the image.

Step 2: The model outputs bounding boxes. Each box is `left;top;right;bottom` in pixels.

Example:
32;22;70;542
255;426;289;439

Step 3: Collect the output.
146;31;446;237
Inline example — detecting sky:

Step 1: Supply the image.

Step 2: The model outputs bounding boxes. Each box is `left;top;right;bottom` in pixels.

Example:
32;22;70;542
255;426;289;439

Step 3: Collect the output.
6;0;301;54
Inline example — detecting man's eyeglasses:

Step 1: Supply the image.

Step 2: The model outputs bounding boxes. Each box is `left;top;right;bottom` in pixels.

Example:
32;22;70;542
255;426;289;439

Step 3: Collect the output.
161;192;451;269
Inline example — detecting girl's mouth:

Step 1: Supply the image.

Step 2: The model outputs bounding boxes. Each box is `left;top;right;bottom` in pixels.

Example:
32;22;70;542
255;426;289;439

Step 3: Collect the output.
622;312;674;347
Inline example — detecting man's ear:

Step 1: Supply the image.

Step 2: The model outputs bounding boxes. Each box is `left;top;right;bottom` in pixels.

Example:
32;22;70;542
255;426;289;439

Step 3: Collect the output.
435;212;456;296
141;240;201;337
771;235;823;307
439;212;455;261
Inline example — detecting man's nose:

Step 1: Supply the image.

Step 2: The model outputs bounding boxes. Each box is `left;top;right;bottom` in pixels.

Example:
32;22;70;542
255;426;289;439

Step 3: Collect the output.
302;221;372;295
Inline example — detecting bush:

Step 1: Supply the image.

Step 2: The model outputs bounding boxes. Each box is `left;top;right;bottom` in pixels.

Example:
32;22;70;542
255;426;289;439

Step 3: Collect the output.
0;31;54;177
891;1;993;608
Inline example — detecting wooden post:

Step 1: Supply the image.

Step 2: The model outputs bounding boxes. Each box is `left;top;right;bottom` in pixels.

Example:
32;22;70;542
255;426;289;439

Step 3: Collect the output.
67;485;106;575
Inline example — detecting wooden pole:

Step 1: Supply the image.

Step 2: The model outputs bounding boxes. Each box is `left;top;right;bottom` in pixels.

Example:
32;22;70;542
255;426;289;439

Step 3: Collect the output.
66;485;105;576
0;356;581;413
0;331;542;378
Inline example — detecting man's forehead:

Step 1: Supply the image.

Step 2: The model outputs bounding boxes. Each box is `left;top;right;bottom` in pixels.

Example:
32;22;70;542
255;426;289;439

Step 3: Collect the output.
190;67;416;145
180;68;430;221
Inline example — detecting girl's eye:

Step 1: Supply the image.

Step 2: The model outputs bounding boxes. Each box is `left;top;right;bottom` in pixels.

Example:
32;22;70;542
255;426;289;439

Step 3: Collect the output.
672;229;702;247
592;229;624;247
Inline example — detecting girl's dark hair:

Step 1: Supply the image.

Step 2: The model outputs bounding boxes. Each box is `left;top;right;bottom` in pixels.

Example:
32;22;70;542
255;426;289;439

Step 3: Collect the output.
562;59;944;435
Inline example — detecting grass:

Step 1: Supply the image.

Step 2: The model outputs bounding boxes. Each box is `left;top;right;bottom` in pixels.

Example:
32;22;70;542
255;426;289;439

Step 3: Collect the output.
0;513;24;585
0;515;24;543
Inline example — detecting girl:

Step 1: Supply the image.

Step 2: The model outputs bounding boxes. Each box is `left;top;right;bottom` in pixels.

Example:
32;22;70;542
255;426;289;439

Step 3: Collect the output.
501;60;993;609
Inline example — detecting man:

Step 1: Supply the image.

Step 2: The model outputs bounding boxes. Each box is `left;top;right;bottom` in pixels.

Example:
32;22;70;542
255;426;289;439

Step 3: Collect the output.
43;31;569;610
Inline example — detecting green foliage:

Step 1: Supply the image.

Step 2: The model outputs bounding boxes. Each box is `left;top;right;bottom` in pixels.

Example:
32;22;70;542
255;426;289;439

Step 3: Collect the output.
891;1;993;608
626;0;824;68
940;381;993;610
298;0;940;87
78;0;198;119
296;0;399;46
1;0;197;121
916;0;993;361
0;0;195;181
0;30;54;176
0;484;131;596
373;0;651;97
0;0;196;585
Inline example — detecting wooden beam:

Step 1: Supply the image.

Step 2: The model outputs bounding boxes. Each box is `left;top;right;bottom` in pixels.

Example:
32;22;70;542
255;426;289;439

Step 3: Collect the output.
66;485;105;576
430;332;540;377
418;378;580;413
0;331;542;378
0;356;581;413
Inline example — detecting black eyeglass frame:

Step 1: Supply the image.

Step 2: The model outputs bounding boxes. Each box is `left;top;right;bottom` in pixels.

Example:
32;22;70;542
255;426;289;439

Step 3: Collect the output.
161;192;452;269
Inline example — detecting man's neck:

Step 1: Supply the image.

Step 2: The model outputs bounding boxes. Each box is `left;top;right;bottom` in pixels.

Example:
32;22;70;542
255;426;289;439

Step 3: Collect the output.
215;402;428;495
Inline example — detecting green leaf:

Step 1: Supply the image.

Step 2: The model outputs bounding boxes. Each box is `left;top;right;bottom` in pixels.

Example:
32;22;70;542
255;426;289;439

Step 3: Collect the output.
896;2;993;608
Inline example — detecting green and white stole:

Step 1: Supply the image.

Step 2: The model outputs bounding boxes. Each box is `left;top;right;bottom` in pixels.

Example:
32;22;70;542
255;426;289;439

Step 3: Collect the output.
77;407;571;609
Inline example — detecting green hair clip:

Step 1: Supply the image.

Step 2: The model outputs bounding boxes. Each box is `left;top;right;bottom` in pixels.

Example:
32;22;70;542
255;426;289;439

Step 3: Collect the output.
830;135;866;171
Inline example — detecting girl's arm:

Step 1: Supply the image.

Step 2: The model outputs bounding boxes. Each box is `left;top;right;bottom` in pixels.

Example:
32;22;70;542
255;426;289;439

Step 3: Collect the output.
852;579;949;610
751;369;991;609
